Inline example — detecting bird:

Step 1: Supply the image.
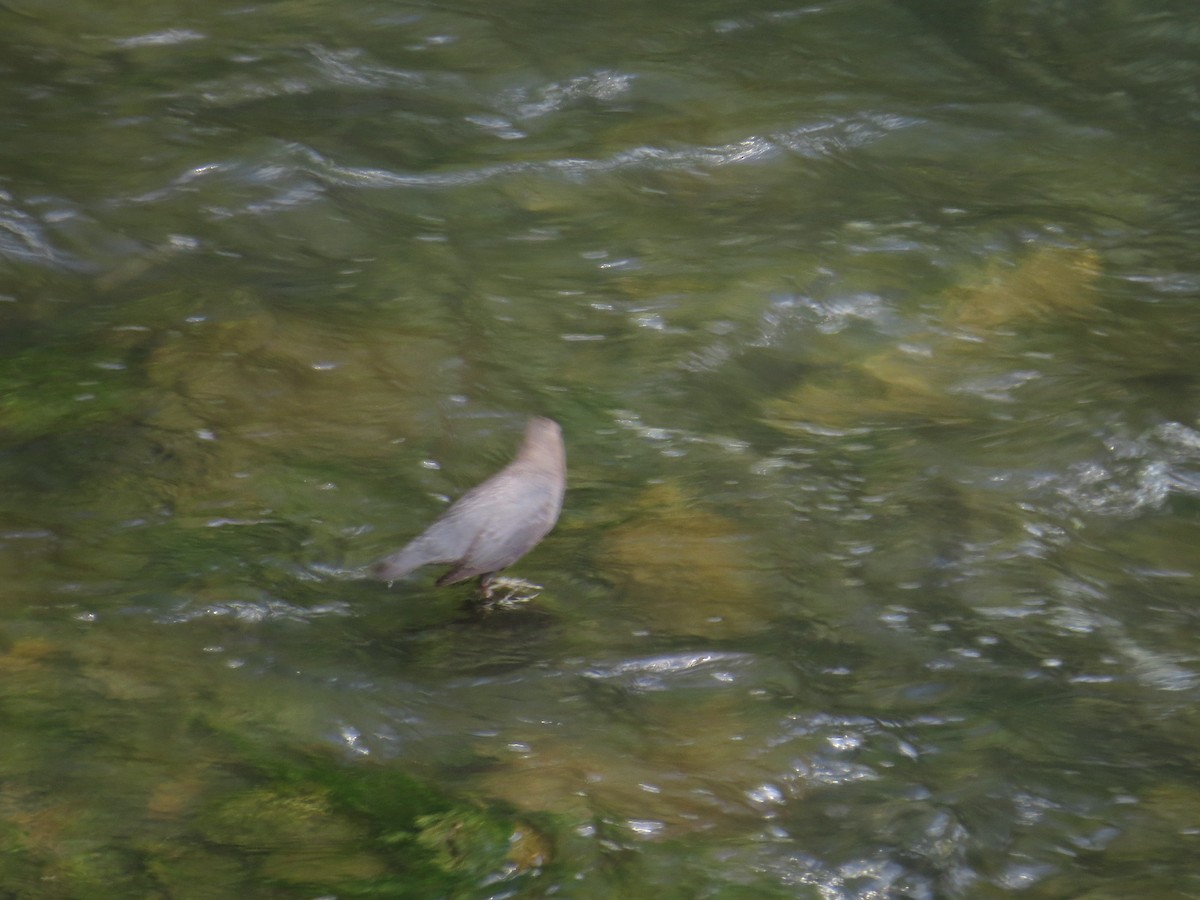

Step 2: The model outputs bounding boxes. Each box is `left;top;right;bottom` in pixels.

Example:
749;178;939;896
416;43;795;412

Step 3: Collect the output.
372;417;565;599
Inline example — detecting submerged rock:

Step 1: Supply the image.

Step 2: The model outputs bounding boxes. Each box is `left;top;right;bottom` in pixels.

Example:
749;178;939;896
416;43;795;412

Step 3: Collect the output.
762;244;1104;430
597;482;768;637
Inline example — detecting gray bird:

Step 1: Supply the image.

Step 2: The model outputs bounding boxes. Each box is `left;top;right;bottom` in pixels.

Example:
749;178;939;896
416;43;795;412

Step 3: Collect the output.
372;417;565;597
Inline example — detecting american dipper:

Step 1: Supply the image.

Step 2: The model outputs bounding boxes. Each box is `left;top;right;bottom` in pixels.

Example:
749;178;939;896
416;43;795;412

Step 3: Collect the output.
372;417;565;596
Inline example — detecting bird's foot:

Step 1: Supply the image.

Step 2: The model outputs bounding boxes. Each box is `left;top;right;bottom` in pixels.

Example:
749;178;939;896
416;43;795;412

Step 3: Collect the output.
474;576;543;609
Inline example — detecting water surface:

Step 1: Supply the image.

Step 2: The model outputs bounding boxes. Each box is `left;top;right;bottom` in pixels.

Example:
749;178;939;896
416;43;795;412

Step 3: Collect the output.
2;0;1199;896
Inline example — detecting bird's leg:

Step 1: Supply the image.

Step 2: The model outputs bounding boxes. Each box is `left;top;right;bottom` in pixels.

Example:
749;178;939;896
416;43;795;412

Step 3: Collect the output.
476;573;495;601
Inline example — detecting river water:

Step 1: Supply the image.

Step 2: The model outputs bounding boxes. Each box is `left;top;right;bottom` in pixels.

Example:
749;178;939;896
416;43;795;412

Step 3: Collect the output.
2;1;1199;897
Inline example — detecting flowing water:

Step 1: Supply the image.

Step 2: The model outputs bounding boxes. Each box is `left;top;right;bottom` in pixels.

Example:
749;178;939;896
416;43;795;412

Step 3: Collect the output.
2;0;1199;897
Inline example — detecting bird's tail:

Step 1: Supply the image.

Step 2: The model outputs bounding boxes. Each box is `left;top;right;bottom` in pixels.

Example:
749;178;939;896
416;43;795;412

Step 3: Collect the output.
371;545;427;581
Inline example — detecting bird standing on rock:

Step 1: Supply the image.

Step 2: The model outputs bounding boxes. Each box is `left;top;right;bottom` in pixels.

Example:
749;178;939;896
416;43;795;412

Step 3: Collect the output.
372;417;565;599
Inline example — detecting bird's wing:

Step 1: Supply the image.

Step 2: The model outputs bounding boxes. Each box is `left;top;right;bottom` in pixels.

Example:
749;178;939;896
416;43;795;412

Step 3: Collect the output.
371;506;478;580
434;494;559;584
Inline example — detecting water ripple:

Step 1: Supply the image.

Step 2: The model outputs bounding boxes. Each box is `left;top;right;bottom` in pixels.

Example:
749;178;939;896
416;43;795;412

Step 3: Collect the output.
583;650;758;690
112;29;205;49
496;69;635;120
1018;421;1200;520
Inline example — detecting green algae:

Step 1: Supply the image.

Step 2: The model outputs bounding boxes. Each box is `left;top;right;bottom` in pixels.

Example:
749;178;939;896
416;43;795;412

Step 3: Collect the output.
0;636;557;899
